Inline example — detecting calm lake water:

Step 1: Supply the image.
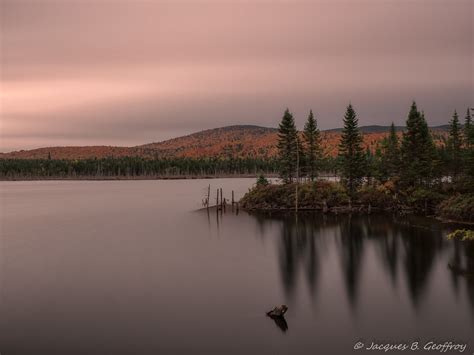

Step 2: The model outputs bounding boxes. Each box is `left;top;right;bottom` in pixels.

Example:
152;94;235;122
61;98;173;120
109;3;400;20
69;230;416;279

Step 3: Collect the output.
1;179;473;355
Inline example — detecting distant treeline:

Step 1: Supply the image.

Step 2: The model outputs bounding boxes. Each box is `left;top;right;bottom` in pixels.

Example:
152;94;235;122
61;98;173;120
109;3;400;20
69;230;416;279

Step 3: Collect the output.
0;156;337;179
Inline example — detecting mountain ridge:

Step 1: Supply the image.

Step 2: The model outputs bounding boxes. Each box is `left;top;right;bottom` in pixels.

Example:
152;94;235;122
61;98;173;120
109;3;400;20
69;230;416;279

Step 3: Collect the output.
0;124;448;160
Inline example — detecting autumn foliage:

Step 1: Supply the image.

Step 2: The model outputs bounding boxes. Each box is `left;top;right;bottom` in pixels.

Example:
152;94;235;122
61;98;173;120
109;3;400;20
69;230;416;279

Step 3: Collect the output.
0;125;448;160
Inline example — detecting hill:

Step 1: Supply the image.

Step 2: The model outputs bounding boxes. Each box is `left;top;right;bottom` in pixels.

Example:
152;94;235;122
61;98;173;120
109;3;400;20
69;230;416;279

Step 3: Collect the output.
0;125;448;160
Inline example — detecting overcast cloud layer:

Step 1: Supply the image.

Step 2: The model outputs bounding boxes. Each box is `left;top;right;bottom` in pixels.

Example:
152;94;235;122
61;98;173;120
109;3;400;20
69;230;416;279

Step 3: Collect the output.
1;0;472;151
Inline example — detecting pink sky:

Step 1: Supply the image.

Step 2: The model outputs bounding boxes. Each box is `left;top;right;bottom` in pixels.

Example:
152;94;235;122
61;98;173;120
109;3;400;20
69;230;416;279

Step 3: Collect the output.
1;0;472;152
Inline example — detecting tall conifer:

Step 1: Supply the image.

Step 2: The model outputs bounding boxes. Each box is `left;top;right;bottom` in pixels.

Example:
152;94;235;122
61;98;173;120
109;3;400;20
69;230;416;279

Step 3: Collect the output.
464;108;473;148
338;104;365;194
463;108;474;182
447;110;462;179
303;110;322;181
277;109;298;183
400;102;435;186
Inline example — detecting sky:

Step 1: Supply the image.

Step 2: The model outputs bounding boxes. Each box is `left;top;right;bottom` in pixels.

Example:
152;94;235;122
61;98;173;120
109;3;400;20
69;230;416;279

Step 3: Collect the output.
0;0;472;152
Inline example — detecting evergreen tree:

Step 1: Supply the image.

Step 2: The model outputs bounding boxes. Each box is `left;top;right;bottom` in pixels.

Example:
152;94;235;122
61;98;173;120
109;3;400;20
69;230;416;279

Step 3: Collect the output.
463;108;474;185
380;122;400;180
338;104;365;194
447;110;462;179
400;102;436;187
303;110;322;181
464;108;474;148
277;109;298;183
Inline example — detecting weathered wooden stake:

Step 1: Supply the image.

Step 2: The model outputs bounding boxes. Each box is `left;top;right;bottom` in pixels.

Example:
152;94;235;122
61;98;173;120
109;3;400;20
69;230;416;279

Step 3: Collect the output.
220;188;223;208
216;188;219;207
231;190;235;205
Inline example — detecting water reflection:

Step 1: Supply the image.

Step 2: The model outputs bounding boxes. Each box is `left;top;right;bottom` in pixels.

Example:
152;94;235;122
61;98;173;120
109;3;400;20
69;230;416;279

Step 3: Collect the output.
267;315;289;333
397;217;444;307
449;239;474;312
339;214;365;309
201;203;474;324
227;210;474;314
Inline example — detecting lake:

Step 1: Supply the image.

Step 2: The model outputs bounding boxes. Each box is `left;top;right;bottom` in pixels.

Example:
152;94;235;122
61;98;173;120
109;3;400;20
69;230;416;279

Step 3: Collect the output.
1;179;473;355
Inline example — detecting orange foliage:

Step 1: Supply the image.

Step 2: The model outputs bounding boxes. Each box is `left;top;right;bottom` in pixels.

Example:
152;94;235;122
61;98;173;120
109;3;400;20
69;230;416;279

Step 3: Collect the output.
0;126;447;160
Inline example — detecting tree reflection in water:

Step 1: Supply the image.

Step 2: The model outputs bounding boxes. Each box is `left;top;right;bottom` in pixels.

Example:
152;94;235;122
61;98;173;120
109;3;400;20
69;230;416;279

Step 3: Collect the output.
249;211;473;313
449;239;474;313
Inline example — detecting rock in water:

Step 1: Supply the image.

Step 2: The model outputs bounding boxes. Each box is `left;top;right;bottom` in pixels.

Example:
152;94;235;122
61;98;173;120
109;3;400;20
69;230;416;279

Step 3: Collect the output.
266;305;288;317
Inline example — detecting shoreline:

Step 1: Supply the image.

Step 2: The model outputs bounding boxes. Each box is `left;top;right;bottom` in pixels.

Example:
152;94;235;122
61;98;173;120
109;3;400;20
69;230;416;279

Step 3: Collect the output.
201;204;474;227
0;174;341;182
238;182;474;226
0;174;280;181
240;206;474;226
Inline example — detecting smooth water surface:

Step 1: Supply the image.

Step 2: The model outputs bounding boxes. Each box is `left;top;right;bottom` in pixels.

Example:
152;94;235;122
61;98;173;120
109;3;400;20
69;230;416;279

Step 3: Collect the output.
1;180;473;355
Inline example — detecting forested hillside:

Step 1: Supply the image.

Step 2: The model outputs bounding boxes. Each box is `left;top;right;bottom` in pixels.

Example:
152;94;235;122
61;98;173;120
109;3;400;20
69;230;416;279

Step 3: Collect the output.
0;125;448;160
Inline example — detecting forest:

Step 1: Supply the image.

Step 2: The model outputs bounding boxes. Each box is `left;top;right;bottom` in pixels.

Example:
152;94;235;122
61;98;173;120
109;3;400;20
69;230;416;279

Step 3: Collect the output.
0;156;284;179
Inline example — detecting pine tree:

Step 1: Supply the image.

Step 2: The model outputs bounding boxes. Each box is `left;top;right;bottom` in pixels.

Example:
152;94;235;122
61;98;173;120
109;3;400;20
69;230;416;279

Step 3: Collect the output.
464;108;474;148
277;109;298;183
400;102;436;187
303;110;322;181
447;110;462;179
338;104;365;194
380;122;400;180
463;108;474;184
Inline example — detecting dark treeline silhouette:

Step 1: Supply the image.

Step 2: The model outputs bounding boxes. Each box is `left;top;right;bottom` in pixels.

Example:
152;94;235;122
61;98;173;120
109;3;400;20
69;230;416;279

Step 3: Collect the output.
0;156;340;179
0;156;284;179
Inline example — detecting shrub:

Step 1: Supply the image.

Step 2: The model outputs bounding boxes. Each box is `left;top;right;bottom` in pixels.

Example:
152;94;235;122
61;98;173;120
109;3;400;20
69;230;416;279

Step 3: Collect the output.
399;187;445;212
438;193;474;222
256;174;270;187
240;180;349;210
447;229;474;241
357;185;394;208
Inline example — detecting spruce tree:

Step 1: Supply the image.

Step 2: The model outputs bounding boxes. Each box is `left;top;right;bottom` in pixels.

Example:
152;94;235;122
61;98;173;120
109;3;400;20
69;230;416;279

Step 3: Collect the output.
380;122;400;180
400;102;436;187
338;104;365;194
463;108;474;184
464;108;474;148
303;110;322;181
277;109;298;183
447;110;462;179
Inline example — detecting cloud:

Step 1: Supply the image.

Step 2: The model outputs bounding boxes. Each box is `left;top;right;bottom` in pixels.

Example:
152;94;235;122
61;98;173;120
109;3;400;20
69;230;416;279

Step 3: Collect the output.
1;0;472;151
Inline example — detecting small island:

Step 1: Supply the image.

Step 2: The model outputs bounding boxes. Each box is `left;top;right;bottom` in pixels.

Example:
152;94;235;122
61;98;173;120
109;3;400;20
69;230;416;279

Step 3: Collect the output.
240;103;474;225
